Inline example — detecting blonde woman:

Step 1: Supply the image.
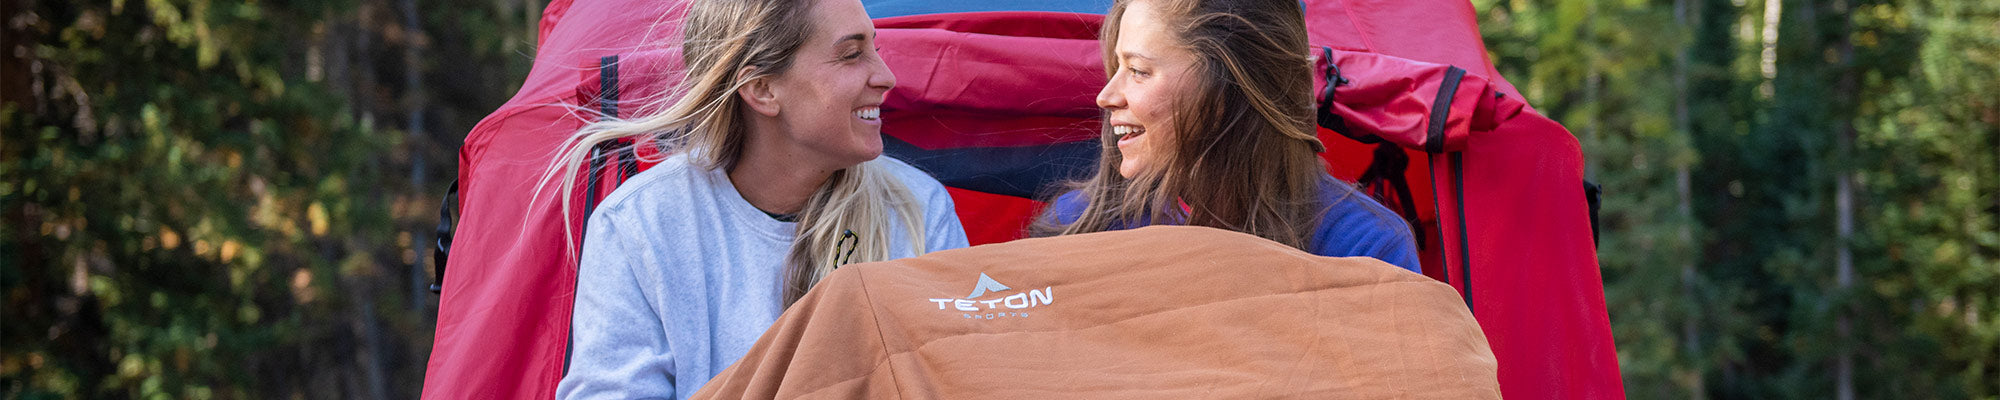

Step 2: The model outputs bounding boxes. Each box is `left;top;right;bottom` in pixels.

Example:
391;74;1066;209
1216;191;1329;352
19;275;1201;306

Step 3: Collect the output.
548;0;968;397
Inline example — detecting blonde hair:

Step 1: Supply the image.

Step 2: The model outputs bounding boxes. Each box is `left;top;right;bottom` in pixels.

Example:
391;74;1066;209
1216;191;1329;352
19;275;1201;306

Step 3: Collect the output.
538;0;927;307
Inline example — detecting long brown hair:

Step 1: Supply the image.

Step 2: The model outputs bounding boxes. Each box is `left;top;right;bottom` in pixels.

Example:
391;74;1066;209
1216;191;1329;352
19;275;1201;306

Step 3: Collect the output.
538;0;925;307
1035;0;1349;250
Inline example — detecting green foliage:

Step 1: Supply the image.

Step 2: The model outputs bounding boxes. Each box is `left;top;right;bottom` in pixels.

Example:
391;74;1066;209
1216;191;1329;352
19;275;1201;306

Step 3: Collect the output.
1847;0;2000;396
3;0;541;398
1481;0;1999;397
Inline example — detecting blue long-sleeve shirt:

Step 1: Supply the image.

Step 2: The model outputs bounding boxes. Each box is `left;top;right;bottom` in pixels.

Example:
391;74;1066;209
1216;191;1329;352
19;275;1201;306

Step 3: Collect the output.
1045;180;1421;273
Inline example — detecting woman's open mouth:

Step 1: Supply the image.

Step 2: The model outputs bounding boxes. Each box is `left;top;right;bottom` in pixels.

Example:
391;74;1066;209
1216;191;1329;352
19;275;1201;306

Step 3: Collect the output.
1113;125;1147;143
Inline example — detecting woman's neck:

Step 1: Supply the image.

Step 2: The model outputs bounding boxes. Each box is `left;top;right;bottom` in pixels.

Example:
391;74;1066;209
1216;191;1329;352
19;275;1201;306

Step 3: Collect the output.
728;128;837;216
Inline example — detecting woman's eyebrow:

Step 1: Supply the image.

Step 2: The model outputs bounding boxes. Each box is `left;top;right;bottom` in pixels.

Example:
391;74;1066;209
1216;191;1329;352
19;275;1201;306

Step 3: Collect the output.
832;33;868;46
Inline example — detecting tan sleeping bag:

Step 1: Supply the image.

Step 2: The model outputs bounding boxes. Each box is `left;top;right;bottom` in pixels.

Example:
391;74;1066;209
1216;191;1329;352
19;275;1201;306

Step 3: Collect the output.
690;226;1499;399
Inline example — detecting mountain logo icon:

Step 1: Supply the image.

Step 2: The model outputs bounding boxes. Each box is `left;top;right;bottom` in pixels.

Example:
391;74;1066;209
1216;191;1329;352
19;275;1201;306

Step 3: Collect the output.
966;273;1012;299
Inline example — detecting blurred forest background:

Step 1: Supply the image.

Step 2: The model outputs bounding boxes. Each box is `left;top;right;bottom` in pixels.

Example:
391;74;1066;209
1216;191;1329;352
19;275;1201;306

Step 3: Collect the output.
1;0;1994;398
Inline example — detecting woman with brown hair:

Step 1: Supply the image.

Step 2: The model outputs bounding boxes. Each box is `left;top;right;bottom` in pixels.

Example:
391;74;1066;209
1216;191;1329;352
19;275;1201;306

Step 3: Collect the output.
1038;0;1419;272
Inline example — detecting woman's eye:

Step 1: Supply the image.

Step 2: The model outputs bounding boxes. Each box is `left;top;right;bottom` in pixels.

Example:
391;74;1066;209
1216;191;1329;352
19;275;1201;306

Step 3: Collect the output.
1129;66;1150;79
843;51;863;60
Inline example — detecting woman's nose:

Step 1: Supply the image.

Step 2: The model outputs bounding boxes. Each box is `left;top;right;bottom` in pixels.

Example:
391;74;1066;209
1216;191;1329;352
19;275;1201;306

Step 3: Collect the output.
1096;75;1125;110
869;56;897;92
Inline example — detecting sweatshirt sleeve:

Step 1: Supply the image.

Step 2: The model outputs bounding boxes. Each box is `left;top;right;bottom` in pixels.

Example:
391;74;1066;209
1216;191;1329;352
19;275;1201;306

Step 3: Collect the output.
923;177;971;253
556;208;678;400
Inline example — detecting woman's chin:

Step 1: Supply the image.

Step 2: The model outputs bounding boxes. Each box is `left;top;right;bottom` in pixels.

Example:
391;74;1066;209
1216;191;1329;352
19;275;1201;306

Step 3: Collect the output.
840;141;884;167
1118;159;1146;179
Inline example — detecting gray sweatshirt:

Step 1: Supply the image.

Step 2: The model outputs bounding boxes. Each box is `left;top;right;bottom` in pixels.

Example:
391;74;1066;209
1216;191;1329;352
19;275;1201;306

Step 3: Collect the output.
555;154;969;400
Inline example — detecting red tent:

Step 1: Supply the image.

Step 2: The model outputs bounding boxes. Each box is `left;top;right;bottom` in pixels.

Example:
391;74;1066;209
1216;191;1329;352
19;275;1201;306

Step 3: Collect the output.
423;0;1624;398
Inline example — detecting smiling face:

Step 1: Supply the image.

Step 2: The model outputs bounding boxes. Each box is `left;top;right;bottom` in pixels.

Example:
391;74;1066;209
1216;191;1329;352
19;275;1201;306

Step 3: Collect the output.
1098;0;1194;179
761;0;897;169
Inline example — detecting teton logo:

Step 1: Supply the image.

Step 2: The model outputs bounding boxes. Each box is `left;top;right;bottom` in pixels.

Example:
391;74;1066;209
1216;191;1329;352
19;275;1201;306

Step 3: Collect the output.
927;273;1052;320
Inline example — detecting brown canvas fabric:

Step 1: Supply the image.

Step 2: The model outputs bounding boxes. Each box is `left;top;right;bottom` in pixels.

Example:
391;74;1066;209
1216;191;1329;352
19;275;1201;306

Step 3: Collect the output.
690;226;1499;399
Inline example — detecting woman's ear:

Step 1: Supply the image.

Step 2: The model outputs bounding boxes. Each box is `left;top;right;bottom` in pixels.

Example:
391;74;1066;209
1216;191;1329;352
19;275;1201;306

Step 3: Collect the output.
737;65;782;117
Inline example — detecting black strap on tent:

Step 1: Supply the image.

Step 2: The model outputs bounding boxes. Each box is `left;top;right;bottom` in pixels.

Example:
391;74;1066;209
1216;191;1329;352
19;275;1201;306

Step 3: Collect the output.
580;138;638;220
1450;152;1473;313
1356;144;1426;251
1427;66;1472;311
598;55;622;118
581;55;624;225
429;181;458;294
1385;62;1468;310
582;143;611;220
1584;180;1602;246
617;142;640;181
1426;66;1466;154
566;54;629;377
1312;46;1425;251
1315;47;1369;144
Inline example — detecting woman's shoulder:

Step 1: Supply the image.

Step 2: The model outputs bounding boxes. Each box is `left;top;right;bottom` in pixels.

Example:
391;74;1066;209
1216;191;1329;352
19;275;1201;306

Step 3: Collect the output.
1311;181;1421;271
1315;184;1412;239
1048;189;1086;225
592;153;707;216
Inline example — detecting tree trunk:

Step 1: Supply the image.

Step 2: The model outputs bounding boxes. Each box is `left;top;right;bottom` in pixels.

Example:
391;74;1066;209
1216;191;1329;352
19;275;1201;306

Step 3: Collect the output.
1674;0;1703;396
1759;0;1783;99
401;0;431;312
1831;0;1857;398
350;3;391;398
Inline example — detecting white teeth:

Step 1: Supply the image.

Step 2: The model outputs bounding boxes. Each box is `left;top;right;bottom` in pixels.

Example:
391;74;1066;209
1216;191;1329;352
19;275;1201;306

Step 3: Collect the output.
855;107;880;120
1113;125;1146;137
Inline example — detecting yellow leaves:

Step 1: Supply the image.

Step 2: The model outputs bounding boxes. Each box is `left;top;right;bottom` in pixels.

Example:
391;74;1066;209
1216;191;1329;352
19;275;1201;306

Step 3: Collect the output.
146;0;189;43
194;7;218;68
159;226;181;249
118;354;147;379
307;202;329;236
1930;241;1964;266
141;103;163;134
219;240;239;262
140;0;225;68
